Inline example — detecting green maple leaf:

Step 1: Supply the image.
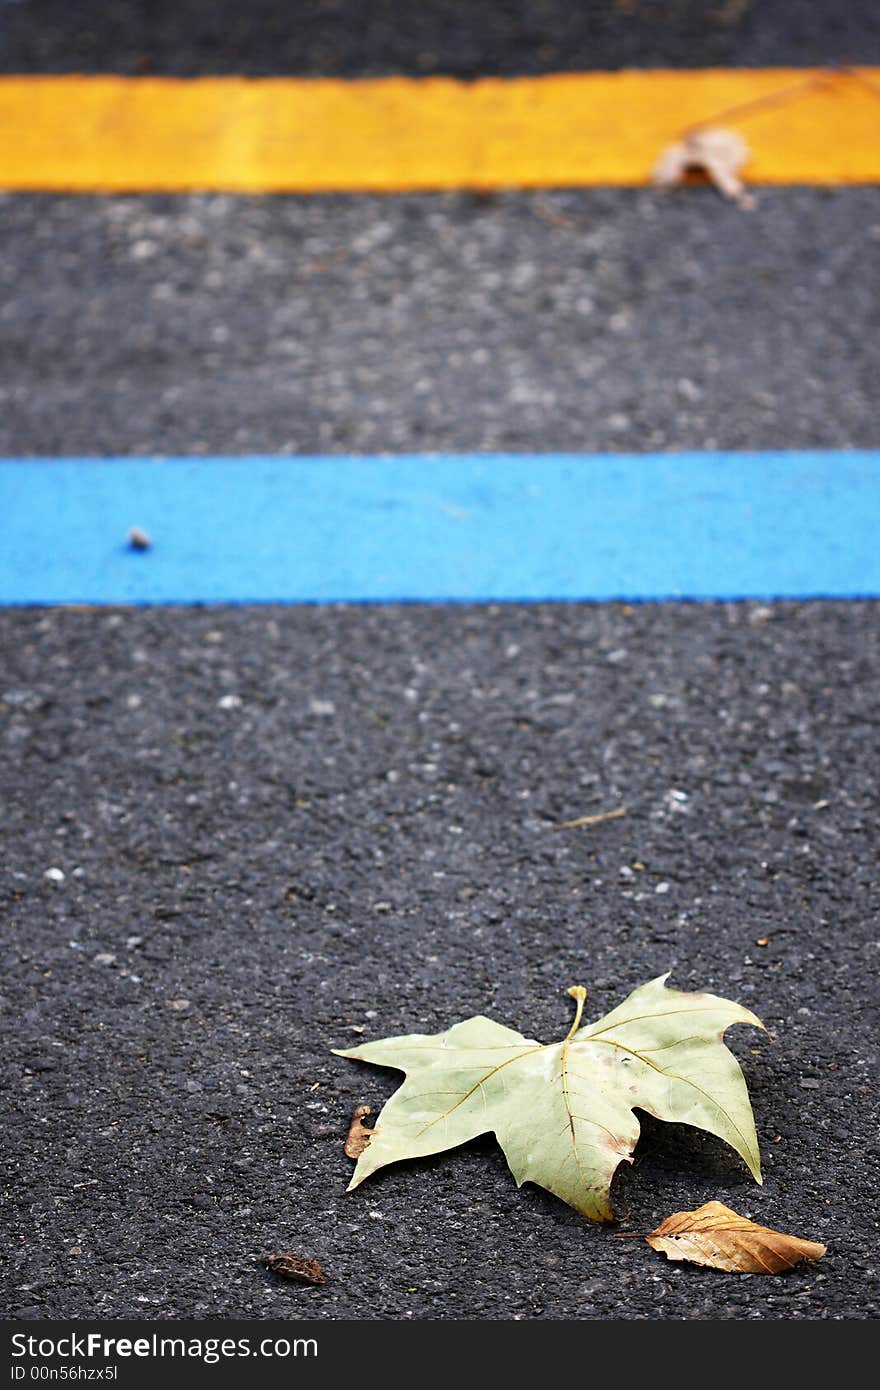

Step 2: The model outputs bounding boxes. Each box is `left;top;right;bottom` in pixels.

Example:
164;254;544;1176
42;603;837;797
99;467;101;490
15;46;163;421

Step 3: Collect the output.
333;973;765;1221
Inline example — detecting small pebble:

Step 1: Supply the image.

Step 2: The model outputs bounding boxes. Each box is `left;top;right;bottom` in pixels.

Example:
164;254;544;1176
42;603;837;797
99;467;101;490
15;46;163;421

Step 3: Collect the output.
168;998;191;1011
130;238;157;261
93;953;116;967
127;527;151;551
309;698;336;717
44;867;65;883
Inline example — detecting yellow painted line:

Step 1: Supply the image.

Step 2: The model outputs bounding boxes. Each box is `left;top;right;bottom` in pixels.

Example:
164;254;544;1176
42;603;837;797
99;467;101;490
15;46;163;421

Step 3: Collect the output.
0;69;878;192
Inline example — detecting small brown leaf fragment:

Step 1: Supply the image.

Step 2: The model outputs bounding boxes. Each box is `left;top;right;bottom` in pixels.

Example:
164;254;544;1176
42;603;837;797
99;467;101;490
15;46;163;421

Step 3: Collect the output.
264;1253;326;1285
647;1200;826;1273
345;1104;374;1158
652;126;755;209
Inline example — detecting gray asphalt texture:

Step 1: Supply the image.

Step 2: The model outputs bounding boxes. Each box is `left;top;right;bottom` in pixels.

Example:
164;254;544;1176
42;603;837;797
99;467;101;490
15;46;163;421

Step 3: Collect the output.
3;0;879;75
3;0;880;1326
2;602;879;1320
2;188;879;457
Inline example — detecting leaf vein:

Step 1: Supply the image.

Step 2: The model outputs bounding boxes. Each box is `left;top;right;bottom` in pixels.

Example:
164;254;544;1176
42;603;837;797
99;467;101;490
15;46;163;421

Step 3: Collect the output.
412;1044;546;1138
588;1037;754;1158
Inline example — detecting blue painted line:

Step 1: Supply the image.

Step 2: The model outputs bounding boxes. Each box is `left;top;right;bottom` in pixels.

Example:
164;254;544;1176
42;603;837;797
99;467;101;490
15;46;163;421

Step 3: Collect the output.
1;452;878;604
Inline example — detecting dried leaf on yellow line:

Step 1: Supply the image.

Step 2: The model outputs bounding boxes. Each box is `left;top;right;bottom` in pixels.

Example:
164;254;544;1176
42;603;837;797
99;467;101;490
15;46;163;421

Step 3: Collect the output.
647;1200;826;1273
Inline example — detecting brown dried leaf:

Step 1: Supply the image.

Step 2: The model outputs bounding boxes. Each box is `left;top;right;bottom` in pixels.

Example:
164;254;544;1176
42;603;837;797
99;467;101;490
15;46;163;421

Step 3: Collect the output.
344;1103;374;1158
652;126;755;209
264;1253;326;1285
647;1200;826;1273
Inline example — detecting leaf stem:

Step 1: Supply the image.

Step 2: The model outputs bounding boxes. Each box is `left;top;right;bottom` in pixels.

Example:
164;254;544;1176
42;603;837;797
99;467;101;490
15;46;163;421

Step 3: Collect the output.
565;985;587;1039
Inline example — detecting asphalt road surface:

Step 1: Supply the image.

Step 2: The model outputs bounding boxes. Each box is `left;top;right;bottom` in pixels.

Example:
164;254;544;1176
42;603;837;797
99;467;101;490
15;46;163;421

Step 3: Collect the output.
2;1;879;1323
1;188;879;459
3;0;879;75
